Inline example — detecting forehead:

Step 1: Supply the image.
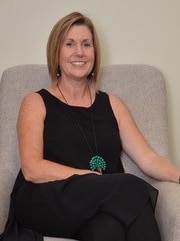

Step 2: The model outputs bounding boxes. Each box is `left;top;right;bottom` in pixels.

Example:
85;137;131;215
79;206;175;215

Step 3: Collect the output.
64;25;93;40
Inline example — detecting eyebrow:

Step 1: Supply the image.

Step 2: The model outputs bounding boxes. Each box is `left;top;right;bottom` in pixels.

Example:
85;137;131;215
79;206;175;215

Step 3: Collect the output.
64;38;93;42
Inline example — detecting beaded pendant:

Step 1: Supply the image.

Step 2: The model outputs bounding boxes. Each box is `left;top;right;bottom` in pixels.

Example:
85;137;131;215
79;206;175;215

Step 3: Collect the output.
89;155;106;172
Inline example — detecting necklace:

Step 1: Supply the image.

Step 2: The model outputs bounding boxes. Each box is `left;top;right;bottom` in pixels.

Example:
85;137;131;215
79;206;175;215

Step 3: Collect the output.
57;83;106;173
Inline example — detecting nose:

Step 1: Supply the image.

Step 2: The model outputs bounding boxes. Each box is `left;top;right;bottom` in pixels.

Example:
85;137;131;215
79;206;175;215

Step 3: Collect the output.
75;44;84;56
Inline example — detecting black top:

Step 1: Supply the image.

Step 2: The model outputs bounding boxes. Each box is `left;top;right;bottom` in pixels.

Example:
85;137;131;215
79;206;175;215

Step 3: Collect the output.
41;89;124;173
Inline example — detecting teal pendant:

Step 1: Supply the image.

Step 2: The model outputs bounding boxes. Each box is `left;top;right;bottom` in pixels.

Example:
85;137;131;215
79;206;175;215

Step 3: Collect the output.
89;155;106;172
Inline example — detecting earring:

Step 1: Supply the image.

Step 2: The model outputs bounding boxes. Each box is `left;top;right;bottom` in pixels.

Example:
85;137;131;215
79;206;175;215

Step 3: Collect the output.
57;65;61;78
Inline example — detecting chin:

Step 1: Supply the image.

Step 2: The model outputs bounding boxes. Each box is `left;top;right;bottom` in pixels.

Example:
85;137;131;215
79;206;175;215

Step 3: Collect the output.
71;72;89;80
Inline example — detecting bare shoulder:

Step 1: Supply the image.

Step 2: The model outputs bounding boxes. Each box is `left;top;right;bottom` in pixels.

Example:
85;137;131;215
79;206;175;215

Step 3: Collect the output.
21;92;43;103
18;92;46;122
108;93;121;103
20;92;45;111
108;93;132;125
108;93;127;111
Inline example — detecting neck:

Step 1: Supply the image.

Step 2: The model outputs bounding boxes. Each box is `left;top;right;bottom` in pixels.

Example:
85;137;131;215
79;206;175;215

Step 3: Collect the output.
57;77;89;99
57;80;92;107
61;74;89;90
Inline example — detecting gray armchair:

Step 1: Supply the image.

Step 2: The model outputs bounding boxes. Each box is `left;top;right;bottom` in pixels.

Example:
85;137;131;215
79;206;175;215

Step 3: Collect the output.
0;64;179;241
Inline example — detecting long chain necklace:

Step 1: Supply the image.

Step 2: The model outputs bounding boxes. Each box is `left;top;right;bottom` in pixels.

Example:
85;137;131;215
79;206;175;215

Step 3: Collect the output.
57;82;106;173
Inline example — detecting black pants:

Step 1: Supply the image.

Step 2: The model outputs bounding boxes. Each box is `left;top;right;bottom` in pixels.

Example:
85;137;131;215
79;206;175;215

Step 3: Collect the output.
74;201;161;241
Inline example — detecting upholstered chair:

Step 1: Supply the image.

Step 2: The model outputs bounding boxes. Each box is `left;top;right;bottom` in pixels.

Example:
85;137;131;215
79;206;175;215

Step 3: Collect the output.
0;64;180;241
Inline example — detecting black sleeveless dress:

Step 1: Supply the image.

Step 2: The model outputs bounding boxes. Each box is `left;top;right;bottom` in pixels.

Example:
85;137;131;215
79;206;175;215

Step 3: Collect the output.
0;89;158;240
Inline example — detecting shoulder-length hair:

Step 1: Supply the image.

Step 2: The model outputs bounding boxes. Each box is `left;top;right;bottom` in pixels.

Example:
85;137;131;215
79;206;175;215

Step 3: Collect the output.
47;12;101;84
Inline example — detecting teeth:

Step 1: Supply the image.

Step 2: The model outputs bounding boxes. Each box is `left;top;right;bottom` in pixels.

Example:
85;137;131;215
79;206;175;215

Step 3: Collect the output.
71;61;86;66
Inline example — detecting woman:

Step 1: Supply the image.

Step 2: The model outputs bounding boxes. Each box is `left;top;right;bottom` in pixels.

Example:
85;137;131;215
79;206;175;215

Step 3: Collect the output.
1;11;180;241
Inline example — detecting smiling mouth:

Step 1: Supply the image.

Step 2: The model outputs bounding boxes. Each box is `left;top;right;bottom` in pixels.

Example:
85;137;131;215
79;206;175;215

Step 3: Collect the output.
70;61;86;66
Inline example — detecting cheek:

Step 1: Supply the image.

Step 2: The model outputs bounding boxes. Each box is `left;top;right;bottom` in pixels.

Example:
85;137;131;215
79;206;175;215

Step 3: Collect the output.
59;50;69;68
89;50;95;63
59;49;66;61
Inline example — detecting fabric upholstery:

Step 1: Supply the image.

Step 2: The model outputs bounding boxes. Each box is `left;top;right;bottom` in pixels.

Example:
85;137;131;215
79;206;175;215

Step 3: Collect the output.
0;64;180;241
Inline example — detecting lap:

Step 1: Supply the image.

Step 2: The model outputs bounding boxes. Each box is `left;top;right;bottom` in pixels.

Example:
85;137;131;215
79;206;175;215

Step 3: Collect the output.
15;173;158;237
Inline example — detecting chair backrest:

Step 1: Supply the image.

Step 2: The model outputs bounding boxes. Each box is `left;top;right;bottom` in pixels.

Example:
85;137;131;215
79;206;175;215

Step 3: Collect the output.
0;64;169;232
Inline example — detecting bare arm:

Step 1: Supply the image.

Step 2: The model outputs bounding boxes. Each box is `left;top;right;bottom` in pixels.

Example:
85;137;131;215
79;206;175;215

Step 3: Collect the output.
17;93;99;183
109;93;180;183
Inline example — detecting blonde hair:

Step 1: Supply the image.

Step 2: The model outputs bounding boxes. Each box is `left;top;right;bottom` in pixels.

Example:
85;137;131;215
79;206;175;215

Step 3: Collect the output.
47;12;101;83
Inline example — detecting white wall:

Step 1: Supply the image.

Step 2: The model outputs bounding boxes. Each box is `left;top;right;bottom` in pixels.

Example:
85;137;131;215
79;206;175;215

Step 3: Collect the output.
0;0;180;165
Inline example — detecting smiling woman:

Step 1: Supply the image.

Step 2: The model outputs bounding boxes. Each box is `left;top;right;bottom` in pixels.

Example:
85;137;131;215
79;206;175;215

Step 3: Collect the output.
46;11;100;85
2;11;180;241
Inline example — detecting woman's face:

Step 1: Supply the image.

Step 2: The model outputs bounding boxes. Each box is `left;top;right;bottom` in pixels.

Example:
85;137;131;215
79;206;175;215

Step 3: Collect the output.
59;25;95;82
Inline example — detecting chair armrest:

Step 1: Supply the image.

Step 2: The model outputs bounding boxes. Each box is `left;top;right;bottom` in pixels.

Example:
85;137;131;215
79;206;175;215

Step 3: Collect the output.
0;169;14;233
151;181;180;241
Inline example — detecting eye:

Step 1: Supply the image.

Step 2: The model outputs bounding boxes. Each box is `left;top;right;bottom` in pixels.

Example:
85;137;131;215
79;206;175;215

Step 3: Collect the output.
64;40;75;47
66;42;73;47
83;42;93;48
84;43;91;47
